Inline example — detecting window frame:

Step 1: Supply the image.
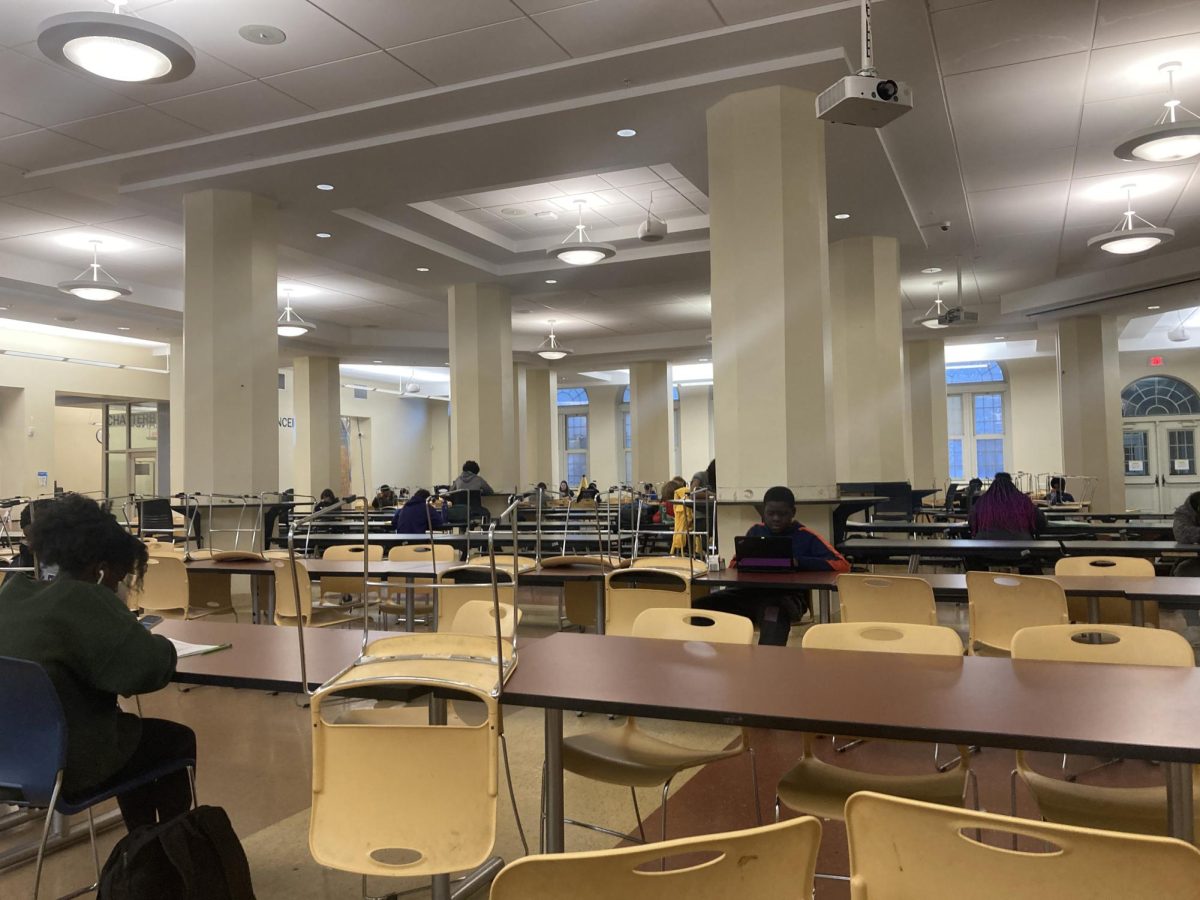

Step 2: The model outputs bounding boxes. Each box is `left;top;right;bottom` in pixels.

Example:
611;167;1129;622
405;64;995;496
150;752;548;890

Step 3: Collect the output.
945;362;1011;480
557;388;589;485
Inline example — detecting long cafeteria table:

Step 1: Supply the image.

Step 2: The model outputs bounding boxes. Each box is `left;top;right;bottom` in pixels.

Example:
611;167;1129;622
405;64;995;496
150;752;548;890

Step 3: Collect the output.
844;520;1176;539
505;631;1200;848
837;538;1200;569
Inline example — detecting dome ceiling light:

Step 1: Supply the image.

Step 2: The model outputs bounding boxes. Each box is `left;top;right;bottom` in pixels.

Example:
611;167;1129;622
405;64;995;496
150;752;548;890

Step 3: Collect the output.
536;320;573;360
277;290;315;338
1114;62;1200;163
57;239;132;301
1087;184;1174;255
914;280;950;330
547;200;615;266
38;1;196;84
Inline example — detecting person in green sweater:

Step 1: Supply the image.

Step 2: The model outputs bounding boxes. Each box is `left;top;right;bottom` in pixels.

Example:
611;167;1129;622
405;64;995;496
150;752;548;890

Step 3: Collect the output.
0;494;195;829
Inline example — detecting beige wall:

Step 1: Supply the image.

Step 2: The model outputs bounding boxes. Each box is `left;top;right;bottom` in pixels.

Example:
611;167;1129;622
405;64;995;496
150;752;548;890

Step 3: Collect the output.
678;385;712;482
1120;349;1200;396
54;406;103;495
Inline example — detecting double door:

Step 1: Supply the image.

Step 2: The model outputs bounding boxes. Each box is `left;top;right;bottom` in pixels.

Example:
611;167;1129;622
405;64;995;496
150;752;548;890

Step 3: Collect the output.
1123;419;1200;513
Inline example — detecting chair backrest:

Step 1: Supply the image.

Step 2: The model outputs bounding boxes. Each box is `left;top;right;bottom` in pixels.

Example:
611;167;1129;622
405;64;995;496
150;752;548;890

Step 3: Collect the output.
491;817;822;900
387;544;456;563
138;498;174;537
468;554;537;573
1053;556;1155;577
437;565;515;630
630;556;706;574
1011;623;1195;667
137;555;190;614
448;599;521;639
631;607;753;644
845;791;1200;900
966;572;1068;655
836;574;937;626
605;568;691;637
272;557;315;622
802;622;964;656
0;656;67;807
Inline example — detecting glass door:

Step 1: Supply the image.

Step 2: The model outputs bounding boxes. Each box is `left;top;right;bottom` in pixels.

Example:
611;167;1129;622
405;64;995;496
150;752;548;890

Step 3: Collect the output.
1157;420;1200;513
1123;426;1157;511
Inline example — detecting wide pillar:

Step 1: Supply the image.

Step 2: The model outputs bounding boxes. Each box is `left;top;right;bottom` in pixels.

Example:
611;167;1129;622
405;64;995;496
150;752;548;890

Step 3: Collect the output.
1058;315;1125;511
906;339;949;491
830;236;907;483
629;361;675;486
293;356;341;499
708;85;836;551
519;367;557;488
448;283;514;491
182;189;278;494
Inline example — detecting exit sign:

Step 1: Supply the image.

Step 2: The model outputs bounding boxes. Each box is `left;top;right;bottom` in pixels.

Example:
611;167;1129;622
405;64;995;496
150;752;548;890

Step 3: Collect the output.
1150;356;1164;367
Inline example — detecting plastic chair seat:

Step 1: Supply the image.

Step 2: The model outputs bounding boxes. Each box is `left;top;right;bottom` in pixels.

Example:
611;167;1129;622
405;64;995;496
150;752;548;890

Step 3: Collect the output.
563;721;744;788
277;607;360;629
777;751;967;820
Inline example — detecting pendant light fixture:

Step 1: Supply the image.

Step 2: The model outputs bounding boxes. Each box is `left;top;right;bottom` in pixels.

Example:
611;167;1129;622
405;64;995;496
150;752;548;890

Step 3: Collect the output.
38;0;195;84
57;239;132;301
1087;184;1174;255
1114;62;1200;163
276;290;315;338
1168;311;1190;343
913;281;950;329
547;200;615;266
536;320;572;360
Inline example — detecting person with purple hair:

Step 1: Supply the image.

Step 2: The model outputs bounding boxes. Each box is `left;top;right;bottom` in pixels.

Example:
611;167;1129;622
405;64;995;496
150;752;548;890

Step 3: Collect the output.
967;472;1047;540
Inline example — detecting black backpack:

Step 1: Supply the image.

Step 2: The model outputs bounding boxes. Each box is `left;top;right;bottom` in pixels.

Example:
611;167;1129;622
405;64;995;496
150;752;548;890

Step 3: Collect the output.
98;805;256;900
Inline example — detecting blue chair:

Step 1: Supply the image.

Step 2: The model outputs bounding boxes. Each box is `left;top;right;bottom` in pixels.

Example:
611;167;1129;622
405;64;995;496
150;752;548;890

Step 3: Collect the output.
0;656;195;899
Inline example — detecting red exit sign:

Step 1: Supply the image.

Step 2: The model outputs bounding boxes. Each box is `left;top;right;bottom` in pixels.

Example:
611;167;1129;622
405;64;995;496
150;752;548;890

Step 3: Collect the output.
1150;355;1164;367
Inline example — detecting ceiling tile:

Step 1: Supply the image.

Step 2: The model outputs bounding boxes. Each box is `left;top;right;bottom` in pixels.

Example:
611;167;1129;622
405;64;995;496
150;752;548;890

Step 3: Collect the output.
1094;0;1200;48
707;0;855;25
311;0;524;46
0;201;85;238
263;51;432;110
932;0;1097;75
1062;162;1192;229
1084;34;1200;103
504;183;566;203
102;215;185;249
511;0;592;13
1071;93;1198;178
598;167;659;187
0;0;166;49
53;106;208;153
0;162;29;197
138;0;376;78
2;188;143;225
966;182;1071;241
151;80;314;133
102;51;255;104
0;112;37;139
388;18;568;85
549;175;611;194
531;0;724;56
0;48;137;127
962;146;1077;194
0;130;105;170
651;163;683;180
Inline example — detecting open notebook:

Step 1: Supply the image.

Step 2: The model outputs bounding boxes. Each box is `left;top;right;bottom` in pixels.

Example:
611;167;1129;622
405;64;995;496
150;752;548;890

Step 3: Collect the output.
169;638;231;659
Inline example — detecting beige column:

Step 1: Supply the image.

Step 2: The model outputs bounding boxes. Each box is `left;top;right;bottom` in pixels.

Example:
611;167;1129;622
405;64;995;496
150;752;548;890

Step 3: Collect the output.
629;361;675;486
708;85;836;552
182;189;278;494
521;367;558;488
168;337;184;494
906;339;949;491
293;356;341;499
0;383;55;497
678;385;713;480
1058;315;1125;511
512;364;529;489
448;283;514;491
586;385;622;490
830;236;907;482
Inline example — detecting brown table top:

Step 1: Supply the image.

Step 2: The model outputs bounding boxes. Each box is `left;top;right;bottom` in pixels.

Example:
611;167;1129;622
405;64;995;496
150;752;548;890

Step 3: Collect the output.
502;632;1200;762
182;558;450;578
523;564;612;583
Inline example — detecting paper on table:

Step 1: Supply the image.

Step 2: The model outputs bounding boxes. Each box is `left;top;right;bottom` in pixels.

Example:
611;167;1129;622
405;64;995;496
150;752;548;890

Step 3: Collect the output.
169;638;231;659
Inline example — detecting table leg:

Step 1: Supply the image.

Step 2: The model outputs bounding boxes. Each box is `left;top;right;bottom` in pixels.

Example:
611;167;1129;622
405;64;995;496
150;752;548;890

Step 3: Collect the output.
1166;761;1194;843
1131;599;1146;627
907;554;919;574
544;708;565;853
818;589;832;624
406;581;415;633
594;581;605;635
1087;597;1100;624
250;575;261;625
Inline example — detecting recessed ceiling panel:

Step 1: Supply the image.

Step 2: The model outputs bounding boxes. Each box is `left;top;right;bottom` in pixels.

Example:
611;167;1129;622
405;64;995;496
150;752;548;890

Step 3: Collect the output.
388;19;568;86
312;0;524;47
1094;0;1200;48
151;80;314;133
932;0;1096;75
263;52;433;110
53;106;209;153
531;0;724;57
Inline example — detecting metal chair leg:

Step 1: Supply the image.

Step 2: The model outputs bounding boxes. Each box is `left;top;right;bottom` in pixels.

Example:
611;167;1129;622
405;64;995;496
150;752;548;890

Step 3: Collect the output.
748;746;763;826
32;774;64;900
774;794;781;824
660;778;674;868
1009;768;1020;849
833;737;866;754
1066;757;1122;782
499;731;528;855
630;788;647;843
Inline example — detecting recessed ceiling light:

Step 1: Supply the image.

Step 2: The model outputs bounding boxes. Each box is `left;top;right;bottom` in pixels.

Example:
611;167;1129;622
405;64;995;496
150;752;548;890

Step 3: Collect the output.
416;266;430;272
117;326;131;331
316;183;334;191
315;231;331;239
994;336;1005;340
698;357;710;362
545;279;558;284
1149;305;1162;310
535;211;558;220
921;266;943;274
38;7;196;83
616;128;637;137
55;316;77;323
372;359;383;364
833;213;850;220
0;306;9;311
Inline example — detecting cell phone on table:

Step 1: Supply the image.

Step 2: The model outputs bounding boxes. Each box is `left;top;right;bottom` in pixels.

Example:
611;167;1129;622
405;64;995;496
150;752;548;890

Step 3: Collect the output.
139;615;163;630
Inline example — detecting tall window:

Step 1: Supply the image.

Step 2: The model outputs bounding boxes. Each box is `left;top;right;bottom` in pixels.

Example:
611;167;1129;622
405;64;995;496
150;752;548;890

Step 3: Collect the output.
557;388;589;484
945;362;1008;480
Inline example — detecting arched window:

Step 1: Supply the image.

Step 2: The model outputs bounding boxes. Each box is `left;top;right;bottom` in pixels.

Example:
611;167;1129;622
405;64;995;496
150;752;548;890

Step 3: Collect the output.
945;361;1008;480
945;361;1004;385
1121;376;1200;417
557;387;589;406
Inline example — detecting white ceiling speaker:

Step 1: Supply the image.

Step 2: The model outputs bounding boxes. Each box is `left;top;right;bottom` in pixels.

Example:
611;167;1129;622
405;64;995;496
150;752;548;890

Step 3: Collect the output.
637;192;668;242
38;1;195;83
1087;184;1174;255
276;290;315;338
57;239;132;301
536;320;573;360
547;200;615;266
1114;62;1200;163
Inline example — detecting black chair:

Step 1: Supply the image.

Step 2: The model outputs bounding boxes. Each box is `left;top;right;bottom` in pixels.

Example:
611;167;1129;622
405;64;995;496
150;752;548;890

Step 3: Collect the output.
445;490;489;529
138;497;176;542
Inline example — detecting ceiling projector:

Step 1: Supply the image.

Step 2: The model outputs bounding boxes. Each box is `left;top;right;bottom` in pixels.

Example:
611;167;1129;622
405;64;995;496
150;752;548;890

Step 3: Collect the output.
816;74;913;127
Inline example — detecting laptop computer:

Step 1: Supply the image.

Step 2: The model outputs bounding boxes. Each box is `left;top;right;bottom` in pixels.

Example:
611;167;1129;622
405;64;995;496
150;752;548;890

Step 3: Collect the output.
734;535;796;572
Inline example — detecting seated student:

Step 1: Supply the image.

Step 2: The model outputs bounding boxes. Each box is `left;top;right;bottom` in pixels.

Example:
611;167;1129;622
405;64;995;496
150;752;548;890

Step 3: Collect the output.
1174;491;1200;544
968;472;1047;539
0;494;194;829
697;486;849;645
371;484;399;509
450;460;493;496
577;481;600;501
314;488;338;511
392;489;446;533
958;477;984;512
1045;476;1075;505
557;480;573;499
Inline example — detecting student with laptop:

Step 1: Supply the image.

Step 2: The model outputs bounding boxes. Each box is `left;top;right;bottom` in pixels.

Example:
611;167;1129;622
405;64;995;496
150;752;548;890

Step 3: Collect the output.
698;485;848;645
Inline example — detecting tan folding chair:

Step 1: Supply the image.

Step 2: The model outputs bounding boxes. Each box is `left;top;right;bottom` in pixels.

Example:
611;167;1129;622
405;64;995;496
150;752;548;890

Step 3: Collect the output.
776;623;973;826
136;554;236;620
846;791;1200;899
1010;623;1200;835
319;544;383;604
561;608;761;843
492;817;822;900
1054;556;1159;627
377;544;456;628
272;558;359;628
630;556;707;575
966;572;1068;656
436;565;515;632
836;574;938;625
605;568;691;637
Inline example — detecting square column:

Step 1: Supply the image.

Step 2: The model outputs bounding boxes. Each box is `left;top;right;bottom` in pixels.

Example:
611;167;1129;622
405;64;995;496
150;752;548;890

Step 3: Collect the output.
449;283;514;491
1058;316;1125;511
182;189;279;494
518;367;558;488
293;356;341;499
906;339;949;491
629;361;675;486
708;85;836;549
830;236;907;482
